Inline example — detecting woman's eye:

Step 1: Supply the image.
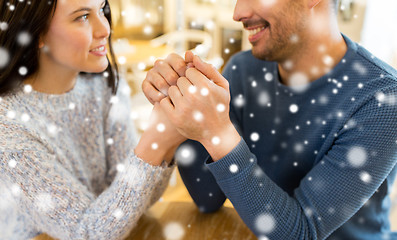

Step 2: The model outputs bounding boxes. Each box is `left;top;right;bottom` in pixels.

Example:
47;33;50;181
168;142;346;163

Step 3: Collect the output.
76;14;89;22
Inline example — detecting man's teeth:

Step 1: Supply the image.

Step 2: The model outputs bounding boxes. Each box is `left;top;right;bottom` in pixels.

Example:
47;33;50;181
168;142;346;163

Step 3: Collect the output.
91;46;105;52
248;27;265;36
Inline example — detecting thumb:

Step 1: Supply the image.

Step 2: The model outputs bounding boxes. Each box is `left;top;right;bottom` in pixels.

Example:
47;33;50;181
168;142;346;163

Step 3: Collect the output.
185;51;194;63
185;51;195;69
193;55;229;90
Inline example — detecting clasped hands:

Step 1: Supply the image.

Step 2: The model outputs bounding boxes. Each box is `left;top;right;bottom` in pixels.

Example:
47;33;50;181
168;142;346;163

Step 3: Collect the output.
142;51;241;161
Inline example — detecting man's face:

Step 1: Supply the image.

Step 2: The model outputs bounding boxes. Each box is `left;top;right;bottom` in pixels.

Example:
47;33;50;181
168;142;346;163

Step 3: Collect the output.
233;0;309;62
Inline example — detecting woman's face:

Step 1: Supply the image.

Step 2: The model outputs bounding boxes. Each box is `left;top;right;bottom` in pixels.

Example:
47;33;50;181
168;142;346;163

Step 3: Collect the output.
40;0;110;74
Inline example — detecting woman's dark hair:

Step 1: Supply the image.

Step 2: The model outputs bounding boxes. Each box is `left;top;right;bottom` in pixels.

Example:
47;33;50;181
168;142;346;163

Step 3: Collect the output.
0;0;119;96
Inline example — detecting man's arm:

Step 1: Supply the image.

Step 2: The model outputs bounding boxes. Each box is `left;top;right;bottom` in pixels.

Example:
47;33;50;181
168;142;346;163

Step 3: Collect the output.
204;89;397;239
177;140;227;212
160;54;397;238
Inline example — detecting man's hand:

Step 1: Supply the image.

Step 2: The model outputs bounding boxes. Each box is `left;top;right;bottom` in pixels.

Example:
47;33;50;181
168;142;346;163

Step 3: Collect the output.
160;55;241;161
142;52;194;104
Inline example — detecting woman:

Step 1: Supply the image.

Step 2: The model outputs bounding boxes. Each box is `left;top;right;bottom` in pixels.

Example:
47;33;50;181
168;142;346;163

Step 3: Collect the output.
0;0;186;239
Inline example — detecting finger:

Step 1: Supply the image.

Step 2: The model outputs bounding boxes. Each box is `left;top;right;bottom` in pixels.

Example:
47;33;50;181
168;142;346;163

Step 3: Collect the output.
192;55;229;89
177;77;194;96
146;69;171;95
168;85;183;108
186;62;195;69
185;67;208;89
142;80;167;104
185;51;194;64
166;53;187;77
160;96;175;117
153;59;180;86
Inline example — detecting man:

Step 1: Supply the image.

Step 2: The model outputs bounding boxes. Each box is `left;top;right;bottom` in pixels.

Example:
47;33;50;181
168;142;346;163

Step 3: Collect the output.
142;0;397;239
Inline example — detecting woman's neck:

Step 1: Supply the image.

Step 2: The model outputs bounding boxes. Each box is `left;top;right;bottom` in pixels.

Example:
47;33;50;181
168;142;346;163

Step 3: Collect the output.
24;58;79;95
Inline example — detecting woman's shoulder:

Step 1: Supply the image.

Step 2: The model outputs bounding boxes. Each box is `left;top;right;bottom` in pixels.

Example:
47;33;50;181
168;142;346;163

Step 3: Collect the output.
0;116;38;153
0;94;48;152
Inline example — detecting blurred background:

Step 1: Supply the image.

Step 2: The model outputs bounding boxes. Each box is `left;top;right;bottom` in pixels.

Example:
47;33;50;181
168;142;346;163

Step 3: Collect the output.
107;0;397;229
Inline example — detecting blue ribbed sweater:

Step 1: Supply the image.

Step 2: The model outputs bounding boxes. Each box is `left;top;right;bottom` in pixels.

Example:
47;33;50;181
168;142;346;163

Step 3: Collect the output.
178;35;397;239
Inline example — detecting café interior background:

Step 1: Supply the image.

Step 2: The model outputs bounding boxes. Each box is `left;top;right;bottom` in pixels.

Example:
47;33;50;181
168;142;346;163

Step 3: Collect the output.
108;0;397;94
107;0;397;228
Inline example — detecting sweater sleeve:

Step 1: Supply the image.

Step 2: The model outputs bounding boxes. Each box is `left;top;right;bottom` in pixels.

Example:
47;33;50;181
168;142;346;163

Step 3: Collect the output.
103;78;173;207
205;86;397;239
0;147;169;240
0;77;172;240
177;140;227;213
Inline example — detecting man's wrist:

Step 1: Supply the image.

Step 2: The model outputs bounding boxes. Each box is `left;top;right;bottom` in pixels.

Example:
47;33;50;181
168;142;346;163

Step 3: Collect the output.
200;123;241;162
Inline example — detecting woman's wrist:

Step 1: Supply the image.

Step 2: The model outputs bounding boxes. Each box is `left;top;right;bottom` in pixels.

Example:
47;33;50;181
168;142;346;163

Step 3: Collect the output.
135;131;169;166
163;144;180;165
135;129;183;166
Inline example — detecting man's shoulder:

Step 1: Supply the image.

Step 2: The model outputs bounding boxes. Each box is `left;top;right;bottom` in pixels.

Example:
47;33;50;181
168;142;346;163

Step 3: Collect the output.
228;50;261;65
355;44;397;80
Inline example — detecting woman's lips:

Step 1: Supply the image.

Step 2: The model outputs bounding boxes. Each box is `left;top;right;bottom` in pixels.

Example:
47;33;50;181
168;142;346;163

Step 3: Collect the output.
89;45;107;56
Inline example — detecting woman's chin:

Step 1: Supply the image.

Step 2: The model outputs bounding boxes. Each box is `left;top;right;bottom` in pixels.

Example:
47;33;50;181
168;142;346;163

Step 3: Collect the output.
87;62;110;74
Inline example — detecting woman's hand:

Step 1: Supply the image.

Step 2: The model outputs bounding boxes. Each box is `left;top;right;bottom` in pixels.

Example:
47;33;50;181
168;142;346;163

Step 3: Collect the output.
134;103;187;166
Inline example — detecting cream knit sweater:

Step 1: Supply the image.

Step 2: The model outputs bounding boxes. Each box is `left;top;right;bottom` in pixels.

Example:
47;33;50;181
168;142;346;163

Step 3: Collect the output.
0;75;173;240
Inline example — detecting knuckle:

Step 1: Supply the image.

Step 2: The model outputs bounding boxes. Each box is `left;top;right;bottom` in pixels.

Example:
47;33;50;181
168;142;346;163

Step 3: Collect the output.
176;77;186;85
144;71;153;83
153;76;167;88
158;81;169;91
154;59;164;68
167;87;175;97
160;97;168;106
153;93;163;102
174;61;186;73
167;53;180;60
169;85;178;94
185;68;194;78
165;72;179;84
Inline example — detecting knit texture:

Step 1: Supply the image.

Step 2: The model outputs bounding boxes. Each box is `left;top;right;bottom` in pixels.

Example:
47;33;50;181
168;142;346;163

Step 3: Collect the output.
178;35;397;239
0;76;174;240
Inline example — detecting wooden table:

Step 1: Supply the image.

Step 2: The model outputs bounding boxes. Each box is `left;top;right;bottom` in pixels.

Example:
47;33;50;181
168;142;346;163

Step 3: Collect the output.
127;201;256;240
34;201;256;240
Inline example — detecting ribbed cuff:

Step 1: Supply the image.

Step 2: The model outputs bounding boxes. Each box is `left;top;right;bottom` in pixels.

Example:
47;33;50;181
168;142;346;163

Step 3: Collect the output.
117;152;170;185
205;139;256;181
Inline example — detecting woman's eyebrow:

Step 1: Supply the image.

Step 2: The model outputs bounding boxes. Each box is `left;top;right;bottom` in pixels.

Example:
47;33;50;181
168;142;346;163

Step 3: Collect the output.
69;1;106;16
69;7;91;16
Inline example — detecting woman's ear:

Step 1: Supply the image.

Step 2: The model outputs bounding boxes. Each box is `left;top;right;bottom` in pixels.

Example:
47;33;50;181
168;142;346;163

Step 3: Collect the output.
38;36;45;49
308;0;322;9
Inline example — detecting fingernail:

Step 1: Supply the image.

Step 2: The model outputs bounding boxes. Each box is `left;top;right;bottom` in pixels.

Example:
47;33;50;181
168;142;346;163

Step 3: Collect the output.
186;62;195;69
